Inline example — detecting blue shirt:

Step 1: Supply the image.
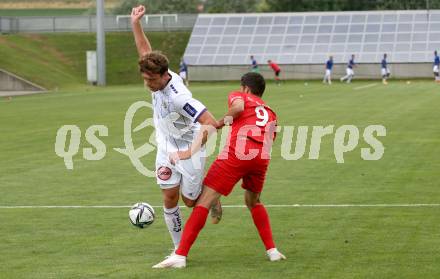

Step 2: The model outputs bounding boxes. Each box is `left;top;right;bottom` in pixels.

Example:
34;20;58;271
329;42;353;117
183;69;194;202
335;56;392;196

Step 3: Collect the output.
434;55;440;66
326;60;333;70
179;61;188;73
381;59;387;69
348;59;355;69
251;59;258;69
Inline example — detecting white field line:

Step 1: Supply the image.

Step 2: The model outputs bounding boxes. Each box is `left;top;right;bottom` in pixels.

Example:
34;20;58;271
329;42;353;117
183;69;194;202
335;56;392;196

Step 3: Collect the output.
354;83;379;91
0;204;439;209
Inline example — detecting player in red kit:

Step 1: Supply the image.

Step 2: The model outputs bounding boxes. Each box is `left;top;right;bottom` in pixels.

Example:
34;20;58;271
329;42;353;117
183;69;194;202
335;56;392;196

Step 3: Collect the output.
153;72;286;268
268;59;281;85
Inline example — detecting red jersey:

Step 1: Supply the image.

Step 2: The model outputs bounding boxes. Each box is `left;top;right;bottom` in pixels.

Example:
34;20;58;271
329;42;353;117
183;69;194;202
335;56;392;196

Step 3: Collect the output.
225;91;277;154
204;91;277;196
269;62;280;72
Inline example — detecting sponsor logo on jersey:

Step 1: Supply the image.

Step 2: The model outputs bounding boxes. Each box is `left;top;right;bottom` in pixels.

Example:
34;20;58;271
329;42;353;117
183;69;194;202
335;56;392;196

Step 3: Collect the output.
170;84;178;94
157;166;172;180
183;103;197;117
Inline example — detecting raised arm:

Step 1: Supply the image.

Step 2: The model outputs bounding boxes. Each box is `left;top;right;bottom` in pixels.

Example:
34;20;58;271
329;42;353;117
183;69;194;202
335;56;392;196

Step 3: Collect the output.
130;5;152;58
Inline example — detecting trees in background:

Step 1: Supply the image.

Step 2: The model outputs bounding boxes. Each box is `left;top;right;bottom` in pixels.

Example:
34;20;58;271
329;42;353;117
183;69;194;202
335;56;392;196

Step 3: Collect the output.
203;0;261;13
262;0;438;12
113;0;200;15
113;0;439;14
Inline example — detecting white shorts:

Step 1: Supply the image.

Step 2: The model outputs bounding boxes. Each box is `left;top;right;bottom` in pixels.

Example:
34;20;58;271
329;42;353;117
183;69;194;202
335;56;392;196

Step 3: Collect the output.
155;148;205;200
434;65;439;73
325;69;332;76
346;68;354;76
179;71;187;80
381;68;390;76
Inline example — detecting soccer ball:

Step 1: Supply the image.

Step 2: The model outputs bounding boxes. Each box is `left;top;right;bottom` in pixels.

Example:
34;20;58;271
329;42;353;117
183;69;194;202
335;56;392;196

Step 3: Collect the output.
129;202;155;228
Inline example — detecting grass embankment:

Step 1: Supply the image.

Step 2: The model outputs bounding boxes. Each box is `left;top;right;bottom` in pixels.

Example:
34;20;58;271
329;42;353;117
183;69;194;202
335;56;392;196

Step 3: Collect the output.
0;32;190;89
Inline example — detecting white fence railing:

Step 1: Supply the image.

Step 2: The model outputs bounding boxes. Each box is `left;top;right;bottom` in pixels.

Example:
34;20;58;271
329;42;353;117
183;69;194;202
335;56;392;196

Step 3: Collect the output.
0;14;197;33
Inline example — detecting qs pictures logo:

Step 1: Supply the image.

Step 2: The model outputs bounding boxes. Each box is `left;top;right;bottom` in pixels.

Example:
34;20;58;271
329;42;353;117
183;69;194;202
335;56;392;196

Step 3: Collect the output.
54;101;157;177
55;101;387;176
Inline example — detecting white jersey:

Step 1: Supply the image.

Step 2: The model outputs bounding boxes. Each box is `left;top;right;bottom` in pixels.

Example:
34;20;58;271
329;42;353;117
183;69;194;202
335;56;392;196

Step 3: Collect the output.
152;70;206;153
151;70;206;198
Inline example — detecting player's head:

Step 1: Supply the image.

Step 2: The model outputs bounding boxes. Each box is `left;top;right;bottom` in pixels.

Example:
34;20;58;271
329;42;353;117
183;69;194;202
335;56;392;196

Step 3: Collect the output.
384;53;387;59
435;50;438;56
139;51;170;91
240;72;266;97
351;54;355;59
250;55;254;60
267;60;272;63
329;55;333;60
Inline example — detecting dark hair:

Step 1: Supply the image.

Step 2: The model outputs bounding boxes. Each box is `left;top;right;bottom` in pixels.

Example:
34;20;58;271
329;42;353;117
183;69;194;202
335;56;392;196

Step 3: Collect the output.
139;51;169;75
241;72;266;97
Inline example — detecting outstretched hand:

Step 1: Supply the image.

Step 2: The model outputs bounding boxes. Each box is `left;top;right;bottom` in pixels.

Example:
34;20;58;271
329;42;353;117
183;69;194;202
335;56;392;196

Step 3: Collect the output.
131;5;146;24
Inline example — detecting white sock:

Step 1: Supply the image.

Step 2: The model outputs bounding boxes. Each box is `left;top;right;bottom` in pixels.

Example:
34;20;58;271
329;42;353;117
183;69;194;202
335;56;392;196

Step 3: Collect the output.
163;206;183;249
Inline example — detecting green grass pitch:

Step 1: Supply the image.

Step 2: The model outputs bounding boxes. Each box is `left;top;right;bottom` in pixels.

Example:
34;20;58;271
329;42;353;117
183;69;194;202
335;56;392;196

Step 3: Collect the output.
1;80;440;278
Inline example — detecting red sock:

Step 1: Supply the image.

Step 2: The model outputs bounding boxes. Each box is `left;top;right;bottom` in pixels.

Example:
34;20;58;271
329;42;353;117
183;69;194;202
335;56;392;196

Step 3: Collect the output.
251;203;275;250
175;206;209;256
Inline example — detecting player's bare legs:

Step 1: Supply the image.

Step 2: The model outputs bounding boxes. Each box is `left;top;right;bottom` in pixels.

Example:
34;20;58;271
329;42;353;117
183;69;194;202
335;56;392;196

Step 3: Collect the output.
244;190;286;261
162;187;179;208
210;198;222;224
194;186;221;208
180;186;221;222
181;195;196;208
274;73;281;86
189;186;222;224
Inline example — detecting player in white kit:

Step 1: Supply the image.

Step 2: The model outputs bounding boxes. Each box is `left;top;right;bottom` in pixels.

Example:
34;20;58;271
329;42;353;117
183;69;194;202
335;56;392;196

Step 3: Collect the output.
131;5;222;254
340;54;356;83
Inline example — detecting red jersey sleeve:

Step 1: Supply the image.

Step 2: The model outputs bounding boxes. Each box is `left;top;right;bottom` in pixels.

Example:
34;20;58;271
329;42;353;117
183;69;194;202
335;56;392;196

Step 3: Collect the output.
228;91;245;108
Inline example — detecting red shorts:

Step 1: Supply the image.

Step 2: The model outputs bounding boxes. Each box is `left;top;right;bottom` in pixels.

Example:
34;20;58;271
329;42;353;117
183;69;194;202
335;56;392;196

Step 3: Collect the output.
203;140;270;196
